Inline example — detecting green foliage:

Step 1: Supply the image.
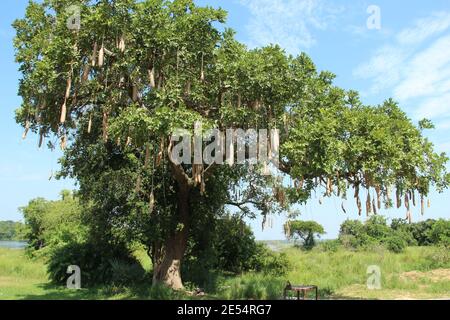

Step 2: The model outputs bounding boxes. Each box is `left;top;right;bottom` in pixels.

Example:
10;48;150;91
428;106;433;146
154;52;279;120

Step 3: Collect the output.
249;244;291;276
318;240;341;253
339;217;450;252
214;216;259;273
109;258;148;286
183;215;290;288
428;219;450;247
285;220;325;249
47;239;140;287
384;233;408;253
20;190;83;250
0;221;27;241
364;216;391;239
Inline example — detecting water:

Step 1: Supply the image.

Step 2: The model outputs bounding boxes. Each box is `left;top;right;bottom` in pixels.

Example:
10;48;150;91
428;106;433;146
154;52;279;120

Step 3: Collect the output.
0;241;27;249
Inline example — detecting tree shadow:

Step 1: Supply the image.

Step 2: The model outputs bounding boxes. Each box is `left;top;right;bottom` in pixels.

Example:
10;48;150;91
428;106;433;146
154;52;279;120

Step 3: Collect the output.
15;283;109;300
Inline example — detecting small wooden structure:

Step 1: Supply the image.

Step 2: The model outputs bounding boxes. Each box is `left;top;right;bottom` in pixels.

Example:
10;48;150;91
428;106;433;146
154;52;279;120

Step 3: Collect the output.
283;281;318;300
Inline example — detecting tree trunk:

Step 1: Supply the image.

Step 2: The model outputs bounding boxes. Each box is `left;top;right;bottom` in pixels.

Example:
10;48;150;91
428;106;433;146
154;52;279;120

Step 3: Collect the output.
152;183;190;290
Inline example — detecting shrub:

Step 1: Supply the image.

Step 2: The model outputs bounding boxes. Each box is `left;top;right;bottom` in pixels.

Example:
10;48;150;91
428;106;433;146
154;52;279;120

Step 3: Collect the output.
183;215;291;289
427;219;450;247
364;216;391;240
318;239;341;252
249;243;291;276
384;233;408;253
110;259;147;286
47;238;139;287
338;217;427;252
409;220;437;246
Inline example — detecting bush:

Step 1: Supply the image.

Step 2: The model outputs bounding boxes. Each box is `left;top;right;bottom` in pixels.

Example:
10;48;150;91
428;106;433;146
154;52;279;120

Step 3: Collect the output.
318;240;341;252
384;233;408;253
338;216;437;253
183;215;291;289
249;243;291;276
110;259;147;286
428;219;450;247
409;220;437;246
364;216;391;239
47;238;140;287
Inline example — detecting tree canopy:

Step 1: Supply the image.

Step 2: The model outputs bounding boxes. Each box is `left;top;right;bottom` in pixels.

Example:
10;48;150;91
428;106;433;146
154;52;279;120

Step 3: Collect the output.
13;0;450;289
284;220;325;249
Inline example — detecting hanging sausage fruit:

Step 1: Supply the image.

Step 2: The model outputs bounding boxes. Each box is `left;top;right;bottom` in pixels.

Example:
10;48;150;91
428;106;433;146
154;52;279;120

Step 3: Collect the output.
22;120;30;140
102;111;109;142
60;133;67;150
421;194;425;216
366;191;372;216
149;191;155;215
38;129;45;148
91;42;98;67
118;35;126;53
98;43;105;67
87;113;93;134
326;177;332;197
396;188;402;209
81;63;90;83
60;75;72;124
200;52;205;82
376;185;381;210
149;67;156;89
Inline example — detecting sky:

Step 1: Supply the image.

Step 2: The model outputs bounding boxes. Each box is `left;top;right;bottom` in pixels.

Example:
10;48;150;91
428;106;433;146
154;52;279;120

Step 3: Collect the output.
1;0;450;240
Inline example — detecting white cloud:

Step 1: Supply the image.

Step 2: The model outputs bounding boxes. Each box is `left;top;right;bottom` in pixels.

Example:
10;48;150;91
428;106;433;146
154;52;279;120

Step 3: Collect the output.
415;93;450;120
238;0;343;54
353;45;407;94
394;36;450;101
436;118;450;130
436;141;450;154
397;12;450;45
354;11;450;121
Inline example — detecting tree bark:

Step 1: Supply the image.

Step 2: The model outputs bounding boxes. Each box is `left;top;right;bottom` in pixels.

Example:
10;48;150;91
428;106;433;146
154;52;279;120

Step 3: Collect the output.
152;183;190;290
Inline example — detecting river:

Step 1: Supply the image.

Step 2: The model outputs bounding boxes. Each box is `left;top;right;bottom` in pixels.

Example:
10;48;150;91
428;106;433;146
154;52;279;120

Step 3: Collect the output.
0;241;27;249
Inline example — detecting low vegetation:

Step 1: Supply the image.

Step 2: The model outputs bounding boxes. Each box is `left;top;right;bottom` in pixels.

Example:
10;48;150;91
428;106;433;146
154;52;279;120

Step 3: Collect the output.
339;216;450;253
0;244;448;300
2;191;447;300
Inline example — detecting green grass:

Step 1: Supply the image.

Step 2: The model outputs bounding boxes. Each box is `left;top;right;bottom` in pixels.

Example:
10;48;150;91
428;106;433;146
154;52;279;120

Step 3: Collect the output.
0;245;449;300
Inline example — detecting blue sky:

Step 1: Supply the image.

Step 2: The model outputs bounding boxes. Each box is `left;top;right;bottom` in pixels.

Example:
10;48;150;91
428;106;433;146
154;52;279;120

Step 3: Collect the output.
1;0;450;240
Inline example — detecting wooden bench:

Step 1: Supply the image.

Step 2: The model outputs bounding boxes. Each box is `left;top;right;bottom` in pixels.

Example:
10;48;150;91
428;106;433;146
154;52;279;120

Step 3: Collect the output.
284;281;318;300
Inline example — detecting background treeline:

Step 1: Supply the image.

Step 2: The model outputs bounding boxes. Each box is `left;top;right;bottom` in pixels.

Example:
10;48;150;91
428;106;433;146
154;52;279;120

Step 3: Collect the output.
0;221;27;241
285;216;449;254
20;190;289;289
338;216;450;253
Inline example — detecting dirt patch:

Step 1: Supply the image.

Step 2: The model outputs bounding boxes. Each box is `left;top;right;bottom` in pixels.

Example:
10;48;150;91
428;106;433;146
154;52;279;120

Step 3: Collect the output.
400;269;450;283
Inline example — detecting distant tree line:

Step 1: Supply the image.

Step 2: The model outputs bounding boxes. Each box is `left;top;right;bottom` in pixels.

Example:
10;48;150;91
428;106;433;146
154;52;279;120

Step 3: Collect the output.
339;216;450;253
285;217;449;253
0;220;27;241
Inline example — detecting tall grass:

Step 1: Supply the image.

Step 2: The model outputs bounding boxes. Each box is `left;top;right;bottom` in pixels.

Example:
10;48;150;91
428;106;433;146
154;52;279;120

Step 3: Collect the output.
212;245;449;299
0;248;48;280
1;245;448;300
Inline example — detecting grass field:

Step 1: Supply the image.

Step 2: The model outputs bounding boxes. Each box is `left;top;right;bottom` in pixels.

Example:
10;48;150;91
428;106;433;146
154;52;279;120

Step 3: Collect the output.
0;245;449;300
